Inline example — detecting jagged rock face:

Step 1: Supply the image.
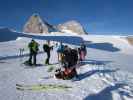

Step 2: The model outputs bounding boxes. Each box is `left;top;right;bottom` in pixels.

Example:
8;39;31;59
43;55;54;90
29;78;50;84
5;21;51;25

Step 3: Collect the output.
57;20;86;35
23;14;49;34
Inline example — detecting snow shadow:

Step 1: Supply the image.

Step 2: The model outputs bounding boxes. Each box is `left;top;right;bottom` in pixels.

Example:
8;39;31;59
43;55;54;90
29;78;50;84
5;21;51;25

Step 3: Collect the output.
0;51;43;60
83;83;130;100
0;61;7;63
21;33;84;46
80;59;112;66
0;28;83;45
24;62;59;69
77;68;119;81
86;42;120;52
24;64;44;69
0;54;29;60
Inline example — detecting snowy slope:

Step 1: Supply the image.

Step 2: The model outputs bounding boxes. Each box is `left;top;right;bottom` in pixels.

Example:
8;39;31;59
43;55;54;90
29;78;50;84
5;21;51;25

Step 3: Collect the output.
0;28;21;42
81;35;133;55
0;33;133;100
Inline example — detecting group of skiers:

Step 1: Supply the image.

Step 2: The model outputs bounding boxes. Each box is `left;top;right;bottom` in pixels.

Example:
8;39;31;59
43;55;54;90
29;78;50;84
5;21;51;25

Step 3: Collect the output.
26;39;87;80
55;42;87;79
26;39;52;66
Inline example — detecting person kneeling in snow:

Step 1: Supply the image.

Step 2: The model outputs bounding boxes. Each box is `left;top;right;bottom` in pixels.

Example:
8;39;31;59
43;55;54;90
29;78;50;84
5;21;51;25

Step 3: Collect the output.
55;46;78;80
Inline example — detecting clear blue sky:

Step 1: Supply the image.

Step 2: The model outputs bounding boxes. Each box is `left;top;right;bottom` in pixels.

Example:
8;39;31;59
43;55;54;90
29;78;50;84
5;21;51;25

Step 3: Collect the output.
0;0;133;35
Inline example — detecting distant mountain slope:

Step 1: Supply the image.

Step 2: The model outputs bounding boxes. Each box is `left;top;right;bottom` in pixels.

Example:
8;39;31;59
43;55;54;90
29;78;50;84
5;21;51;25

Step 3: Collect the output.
57;20;87;35
0;28;20;42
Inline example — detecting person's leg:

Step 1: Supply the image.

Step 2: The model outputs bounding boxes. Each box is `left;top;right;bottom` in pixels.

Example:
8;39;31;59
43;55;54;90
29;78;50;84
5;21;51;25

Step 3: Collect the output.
83;51;85;60
47;52;50;65
57;53;60;61
45;59;48;64
60;53;64;64
79;53;82;61
29;52;32;65
45;52;49;64
33;53;37;65
81;51;85;60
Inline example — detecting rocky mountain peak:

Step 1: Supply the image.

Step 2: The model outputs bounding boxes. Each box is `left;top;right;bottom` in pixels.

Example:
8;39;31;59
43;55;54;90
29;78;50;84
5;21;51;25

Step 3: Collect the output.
23;13;55;34
23;14;87;35
57;20;87;35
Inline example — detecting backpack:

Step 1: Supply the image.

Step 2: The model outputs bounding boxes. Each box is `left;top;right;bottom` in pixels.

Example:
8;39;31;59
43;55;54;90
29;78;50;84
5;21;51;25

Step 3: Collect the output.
70;49;78;65
28;41;39;52
43;44;49;52
63;49;78;67
57;45;64;53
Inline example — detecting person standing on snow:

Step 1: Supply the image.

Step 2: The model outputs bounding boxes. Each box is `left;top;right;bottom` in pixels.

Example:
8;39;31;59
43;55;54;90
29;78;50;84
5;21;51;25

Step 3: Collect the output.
28;39;39;66
57;42;64;63
79;43;87;61
78;47;82;61
43;41;53;65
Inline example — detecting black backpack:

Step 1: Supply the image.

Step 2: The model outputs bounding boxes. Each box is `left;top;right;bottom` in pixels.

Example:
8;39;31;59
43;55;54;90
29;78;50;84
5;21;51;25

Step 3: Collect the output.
63;49;78;67
70;49;78;64
43;44;49;52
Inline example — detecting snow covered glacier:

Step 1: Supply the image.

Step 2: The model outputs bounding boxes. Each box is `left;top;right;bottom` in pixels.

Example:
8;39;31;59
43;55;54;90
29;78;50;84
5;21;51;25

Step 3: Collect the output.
0;29;133;100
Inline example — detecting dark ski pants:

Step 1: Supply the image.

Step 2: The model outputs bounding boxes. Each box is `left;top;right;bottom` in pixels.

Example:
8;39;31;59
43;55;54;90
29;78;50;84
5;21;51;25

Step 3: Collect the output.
45;52;50;65
29;52;37;65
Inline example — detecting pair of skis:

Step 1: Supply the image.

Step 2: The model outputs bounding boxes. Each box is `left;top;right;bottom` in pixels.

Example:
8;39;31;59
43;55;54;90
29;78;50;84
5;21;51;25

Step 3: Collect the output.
16;84;72;92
